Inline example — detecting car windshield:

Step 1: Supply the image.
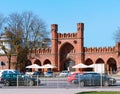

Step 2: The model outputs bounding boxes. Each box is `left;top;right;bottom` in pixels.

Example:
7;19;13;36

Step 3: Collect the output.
1;70;21;75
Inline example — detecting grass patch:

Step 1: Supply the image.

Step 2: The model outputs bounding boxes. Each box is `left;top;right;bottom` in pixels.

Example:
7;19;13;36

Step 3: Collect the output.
76;91;120;94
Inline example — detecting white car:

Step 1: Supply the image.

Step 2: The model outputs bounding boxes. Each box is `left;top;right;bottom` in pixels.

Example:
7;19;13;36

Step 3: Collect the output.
0;69;20;77
59;70;70;77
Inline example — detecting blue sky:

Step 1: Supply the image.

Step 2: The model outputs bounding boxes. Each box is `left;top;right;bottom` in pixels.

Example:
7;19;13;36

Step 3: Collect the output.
0;0;120;47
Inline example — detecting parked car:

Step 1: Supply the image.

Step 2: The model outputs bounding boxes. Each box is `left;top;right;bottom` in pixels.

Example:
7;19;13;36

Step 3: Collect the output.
59;70;70;77
32;71;43;77
67;71;83;83
73;72;116;86
0;69;21;77
0;73;41;86
44;71;54;77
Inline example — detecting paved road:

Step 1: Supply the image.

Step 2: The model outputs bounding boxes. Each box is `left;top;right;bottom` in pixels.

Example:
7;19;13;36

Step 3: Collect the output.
1;86;120;94
0;77;120;94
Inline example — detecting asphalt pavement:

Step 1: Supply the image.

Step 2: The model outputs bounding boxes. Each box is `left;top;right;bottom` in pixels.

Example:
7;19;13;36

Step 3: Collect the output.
1;87;120;94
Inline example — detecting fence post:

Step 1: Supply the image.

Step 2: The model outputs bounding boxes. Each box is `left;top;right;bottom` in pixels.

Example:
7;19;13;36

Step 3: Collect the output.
100;73;102;88
78;75;80;88
56;77;58;88
17;75;18;87
37;75;38;86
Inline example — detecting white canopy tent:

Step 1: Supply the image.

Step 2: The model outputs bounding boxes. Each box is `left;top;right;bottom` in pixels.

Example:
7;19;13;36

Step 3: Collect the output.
41;64;57;69
87;64;95;68
26;64;42;69
72;63;89;68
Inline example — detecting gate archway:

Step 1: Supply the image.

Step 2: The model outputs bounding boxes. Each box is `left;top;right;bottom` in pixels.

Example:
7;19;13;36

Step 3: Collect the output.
44;59;51;65
95;58;104;64
63;59;75;72
43;59;51;71
85;58;94;71
107;58;117;74
95;58;105;73
59;42;75;71
34;59;42;71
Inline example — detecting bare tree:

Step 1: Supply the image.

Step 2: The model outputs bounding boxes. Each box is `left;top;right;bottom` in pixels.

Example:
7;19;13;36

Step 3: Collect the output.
0;13;6;32
0;14;10;68
3;11;50;70
21;11;49;48
6;11;50;48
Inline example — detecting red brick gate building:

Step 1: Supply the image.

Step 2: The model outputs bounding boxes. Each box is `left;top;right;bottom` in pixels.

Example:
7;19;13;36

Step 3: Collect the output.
1;22;120;74
27;22;120;74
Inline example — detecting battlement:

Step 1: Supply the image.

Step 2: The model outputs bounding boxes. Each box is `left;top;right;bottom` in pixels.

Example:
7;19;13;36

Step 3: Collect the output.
84;46;116;53
58;33;77;39
29;48;51;54
77;23;84;31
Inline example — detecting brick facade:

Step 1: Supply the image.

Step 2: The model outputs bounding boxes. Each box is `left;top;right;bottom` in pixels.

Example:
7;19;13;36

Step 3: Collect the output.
1;22;120;74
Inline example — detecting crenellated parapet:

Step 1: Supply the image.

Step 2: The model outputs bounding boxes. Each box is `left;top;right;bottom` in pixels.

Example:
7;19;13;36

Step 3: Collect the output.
29;48;51;54
84;46;116;53
58;33;77;39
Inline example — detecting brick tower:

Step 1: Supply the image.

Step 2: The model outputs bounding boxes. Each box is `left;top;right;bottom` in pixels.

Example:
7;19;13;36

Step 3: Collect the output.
51;24;58;69
76;23;84;64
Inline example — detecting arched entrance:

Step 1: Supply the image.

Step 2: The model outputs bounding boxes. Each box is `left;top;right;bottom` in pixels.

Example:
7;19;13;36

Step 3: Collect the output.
95;58;105;73
107;58;117;74
85;58;94;71
59;42;75;71
43;59;51;71
34;59;42;71
95;58;104;64
63;59;75;72
44;59;51;65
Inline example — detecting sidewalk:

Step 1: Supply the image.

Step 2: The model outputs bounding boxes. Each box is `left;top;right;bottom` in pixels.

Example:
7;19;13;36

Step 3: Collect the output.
0;87;120;94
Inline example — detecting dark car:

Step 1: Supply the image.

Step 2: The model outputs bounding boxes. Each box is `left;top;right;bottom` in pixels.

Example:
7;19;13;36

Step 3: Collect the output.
32;71;43;77
0;73;40;86
0;69;21;77
44;71;54;77
74;72;116;87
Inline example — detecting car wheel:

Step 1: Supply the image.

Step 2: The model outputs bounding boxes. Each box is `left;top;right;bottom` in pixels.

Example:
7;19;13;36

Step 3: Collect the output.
4;81;10;86
28;80;34;86
103;81;109;86
71;80;75;84
80;81;84;87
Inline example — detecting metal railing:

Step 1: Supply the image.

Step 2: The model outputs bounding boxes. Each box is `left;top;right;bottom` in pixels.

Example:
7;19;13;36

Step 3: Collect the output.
1;73;120;88
14;73;118;88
